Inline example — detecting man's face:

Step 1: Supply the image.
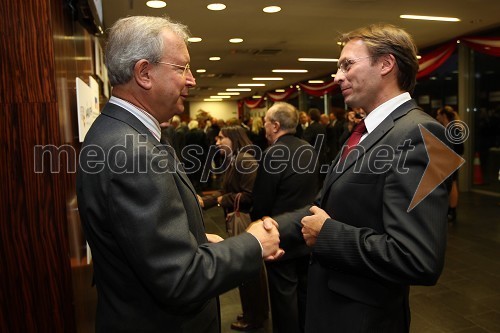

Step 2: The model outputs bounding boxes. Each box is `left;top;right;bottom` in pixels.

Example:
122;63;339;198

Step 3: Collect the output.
150;30;196;121
334;39;380;112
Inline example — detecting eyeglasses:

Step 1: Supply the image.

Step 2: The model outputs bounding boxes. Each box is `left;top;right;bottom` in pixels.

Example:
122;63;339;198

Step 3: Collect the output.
156;61;191;77
337;56;372;74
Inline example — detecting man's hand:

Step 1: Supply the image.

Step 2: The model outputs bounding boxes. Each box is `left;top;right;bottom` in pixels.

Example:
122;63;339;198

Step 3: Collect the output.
206;233;224;243
301;206;331;247
246;217;284;261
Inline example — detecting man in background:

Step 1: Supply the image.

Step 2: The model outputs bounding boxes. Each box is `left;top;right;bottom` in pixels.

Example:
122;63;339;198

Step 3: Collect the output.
252;102;320;333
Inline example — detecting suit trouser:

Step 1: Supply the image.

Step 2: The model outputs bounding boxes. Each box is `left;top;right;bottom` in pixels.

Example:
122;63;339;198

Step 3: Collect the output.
238;263;269;324
266;255;309;333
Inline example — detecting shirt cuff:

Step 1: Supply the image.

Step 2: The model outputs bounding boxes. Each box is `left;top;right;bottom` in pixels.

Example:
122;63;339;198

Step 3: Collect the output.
249;233;264;257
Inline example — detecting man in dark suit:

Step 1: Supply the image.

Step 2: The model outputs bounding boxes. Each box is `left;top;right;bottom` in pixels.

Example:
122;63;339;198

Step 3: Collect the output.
252;102;320;333
275;23;450;332
76;16;283;333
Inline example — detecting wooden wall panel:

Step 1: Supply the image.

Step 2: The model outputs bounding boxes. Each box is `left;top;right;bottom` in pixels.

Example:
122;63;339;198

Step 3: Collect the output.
1;0;98;331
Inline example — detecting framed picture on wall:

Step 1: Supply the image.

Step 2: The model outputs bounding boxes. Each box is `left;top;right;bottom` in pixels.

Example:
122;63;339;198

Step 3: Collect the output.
94;37;105;81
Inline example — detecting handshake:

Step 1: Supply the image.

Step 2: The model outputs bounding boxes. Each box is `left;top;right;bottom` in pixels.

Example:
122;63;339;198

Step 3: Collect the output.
247;206;330;258
206;206;331;260
246;217;284;261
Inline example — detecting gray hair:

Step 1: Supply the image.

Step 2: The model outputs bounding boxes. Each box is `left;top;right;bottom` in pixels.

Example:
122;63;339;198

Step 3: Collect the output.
105;16;190;86
267;102;298;134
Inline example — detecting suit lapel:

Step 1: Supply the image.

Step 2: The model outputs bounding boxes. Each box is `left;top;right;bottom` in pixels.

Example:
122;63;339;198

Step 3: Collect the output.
102;104;199;197
321;100;420;201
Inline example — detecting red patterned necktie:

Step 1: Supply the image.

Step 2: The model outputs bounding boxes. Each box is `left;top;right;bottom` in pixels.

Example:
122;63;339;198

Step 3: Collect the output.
340;120;367;160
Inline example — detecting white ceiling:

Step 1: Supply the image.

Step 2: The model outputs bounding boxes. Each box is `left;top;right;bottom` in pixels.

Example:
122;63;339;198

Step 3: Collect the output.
101;0;500;102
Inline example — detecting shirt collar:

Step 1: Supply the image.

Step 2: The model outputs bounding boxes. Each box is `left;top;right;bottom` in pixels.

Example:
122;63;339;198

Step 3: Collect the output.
109;96;162;142
363;92;411;136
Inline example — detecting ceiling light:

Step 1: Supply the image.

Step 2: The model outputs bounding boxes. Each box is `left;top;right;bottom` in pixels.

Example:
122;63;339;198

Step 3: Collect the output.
227;88;251;91
146;1;166;8
207;3;226;11
204;98;223;101
298;58;338;62
252;95;262;99
331;74;336;77
252;77;283;81
209;57;221;61
263;6;281;13
218;92;240;95
196;69;207;73
272;69;308;73
275;89;285;92
188;37;202;43
210;95;231;98
229;38;243;43
238;83;265;87
400;15;460;22
308;80;324;84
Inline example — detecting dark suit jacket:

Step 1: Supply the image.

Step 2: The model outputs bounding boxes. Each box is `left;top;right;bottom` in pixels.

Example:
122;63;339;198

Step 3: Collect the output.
252;134;320;259
76;103;263;333
304;121;328;163
276;100;449;332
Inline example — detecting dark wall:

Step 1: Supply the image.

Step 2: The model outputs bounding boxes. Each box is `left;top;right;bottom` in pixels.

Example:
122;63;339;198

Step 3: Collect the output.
1;0;98;331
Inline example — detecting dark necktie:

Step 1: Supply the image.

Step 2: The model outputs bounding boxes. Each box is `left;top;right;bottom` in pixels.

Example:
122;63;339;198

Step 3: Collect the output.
340;119;367;160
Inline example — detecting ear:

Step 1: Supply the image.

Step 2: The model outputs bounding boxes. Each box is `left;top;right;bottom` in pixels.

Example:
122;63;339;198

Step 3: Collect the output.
273;121;280;133
380;54;396;76
134;59;153;90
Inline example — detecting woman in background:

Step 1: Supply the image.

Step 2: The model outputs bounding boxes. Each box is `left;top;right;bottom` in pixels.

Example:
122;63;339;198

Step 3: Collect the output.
436;105;465;223
199;126;269;331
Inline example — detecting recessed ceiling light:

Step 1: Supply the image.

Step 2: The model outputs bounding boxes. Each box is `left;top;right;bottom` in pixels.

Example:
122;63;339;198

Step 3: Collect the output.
252;77;283;81
263;6;281;13
209;57;221;61
272;69;308;73
227;88;252;91
204;98;223;101
196;69;207;73
252;95;262;99
308;80;324;84
229;38;243;43
275;89;285;92
188;37;202;43
238;83;266;87
298;58;338;62
207;3;226;11
331;74;336;77
146;1;166;9
218;92;240;95
210;95;231;99
400;14;460;22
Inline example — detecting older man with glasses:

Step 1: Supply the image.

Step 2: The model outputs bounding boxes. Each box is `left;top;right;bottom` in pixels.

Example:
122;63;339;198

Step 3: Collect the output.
77;16;283;333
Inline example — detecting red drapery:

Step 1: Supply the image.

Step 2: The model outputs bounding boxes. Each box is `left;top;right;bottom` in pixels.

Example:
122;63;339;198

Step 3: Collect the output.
298;80;340;97
462;37;500;57
243;97;265;109
240;36;499;105
267;87;298;101
417;41;457;79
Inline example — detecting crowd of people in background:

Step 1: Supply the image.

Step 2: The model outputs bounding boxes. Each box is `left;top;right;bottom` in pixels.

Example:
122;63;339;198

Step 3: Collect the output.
159;104;372;194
